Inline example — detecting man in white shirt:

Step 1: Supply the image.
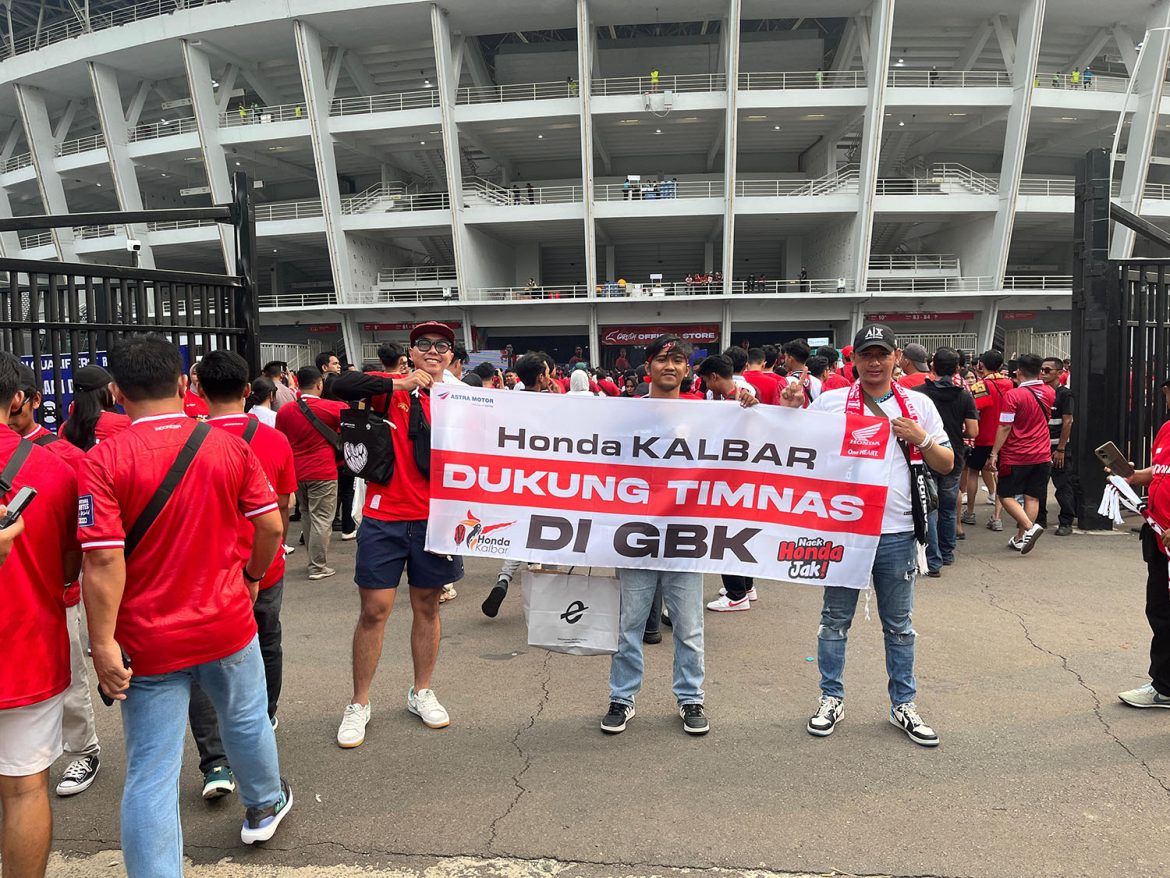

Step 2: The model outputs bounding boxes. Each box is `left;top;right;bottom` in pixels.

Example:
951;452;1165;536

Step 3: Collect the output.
695;355;756;401
779;323;953;747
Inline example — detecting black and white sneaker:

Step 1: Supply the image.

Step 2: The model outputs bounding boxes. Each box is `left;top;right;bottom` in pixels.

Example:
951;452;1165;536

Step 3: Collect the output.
600;701;634;734
55;754;100;796
1019;523;1045;555
241;777;293;844
679;703;710;735
807;696;844;737
481;578;509;618
890;702;939;747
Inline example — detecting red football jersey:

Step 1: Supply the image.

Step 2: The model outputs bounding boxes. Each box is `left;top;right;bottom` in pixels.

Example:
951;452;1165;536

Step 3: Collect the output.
275;394;345;482
209;414;297;590
22;424;86;607
78;413;277;676
184;390;210;419
742;370;779;405
0;430;78;709
821;371;852;391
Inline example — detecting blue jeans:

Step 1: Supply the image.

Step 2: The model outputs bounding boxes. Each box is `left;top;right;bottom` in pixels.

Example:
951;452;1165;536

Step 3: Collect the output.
611;569;704;706
926;471;962;571
817;531;918;706
120;636;282;878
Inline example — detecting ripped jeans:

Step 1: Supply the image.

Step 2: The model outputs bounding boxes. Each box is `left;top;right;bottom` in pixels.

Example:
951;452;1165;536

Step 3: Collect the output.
816;531;918;706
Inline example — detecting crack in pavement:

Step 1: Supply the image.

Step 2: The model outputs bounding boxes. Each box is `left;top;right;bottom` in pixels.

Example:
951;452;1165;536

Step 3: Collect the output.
486;650;554;851
971;553;1170;798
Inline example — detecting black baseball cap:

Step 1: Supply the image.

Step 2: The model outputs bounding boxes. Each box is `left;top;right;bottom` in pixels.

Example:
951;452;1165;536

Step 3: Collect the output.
852;323;897;353
75;364;113;393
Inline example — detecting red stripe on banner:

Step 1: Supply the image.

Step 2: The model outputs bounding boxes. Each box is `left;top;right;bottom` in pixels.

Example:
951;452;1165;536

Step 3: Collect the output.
432;450;887;536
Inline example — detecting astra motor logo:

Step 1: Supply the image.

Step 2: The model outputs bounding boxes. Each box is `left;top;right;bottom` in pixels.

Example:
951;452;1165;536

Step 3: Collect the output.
434;388;496;406
778;537;845;581
841;413;890;459
454;509;515;554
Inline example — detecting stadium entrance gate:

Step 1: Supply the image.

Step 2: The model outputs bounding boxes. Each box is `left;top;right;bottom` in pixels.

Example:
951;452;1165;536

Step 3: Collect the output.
1074;149;1170;528
0;172;257;427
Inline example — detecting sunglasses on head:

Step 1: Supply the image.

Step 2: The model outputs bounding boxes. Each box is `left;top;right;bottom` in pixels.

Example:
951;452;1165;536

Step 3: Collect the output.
413;339;451;353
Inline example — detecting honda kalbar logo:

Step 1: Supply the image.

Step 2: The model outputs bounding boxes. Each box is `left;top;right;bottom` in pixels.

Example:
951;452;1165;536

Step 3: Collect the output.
560;601;588;624
841;414;890;459
453;509;515;554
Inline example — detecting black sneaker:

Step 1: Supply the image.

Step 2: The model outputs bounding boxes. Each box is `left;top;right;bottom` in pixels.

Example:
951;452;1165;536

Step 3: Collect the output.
481;579;509;618
889;702;939;747
642;629;662;644
600;701;634;734
201;765;235;800
241;777;293;844
679;703;710;735
807;695;844;737
56;754;100;796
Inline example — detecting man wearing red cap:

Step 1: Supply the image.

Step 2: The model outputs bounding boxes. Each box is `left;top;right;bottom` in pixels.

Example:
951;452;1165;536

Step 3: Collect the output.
328;322;461;748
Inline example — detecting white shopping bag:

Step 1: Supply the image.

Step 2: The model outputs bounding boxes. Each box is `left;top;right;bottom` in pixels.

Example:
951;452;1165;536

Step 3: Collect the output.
521;569;621;656
351;478;366;527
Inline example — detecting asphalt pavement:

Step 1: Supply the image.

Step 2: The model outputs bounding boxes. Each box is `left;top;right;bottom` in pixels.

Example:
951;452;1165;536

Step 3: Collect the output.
43;500;1170;878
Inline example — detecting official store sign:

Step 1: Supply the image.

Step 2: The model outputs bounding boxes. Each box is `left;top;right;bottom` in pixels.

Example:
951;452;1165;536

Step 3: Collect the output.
426;390;896;589
599;325;720;346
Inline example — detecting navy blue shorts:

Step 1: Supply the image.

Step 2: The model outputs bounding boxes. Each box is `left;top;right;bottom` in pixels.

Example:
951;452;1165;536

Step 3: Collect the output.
354;518;464;590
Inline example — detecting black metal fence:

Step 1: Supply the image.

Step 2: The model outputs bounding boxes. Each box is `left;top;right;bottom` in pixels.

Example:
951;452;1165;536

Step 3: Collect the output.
1111;261;1170;469
0;172;256;428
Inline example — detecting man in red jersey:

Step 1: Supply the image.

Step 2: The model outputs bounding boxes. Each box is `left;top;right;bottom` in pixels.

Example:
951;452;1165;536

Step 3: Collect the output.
275;367;346;581
896;343;931;389
962;350;1015;532
328;322;457;748
818;345;852;390
0;351;80;878
183;362;210;418
9;365;102;799
189;350;297;801
79;336;290;875
989;353;1055;555
742;347;779;403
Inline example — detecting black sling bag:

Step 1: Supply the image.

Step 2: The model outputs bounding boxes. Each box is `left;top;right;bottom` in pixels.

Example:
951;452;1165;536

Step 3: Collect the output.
297;398;341;457
123;421;211;558
339;396;396;485
0;440;33;499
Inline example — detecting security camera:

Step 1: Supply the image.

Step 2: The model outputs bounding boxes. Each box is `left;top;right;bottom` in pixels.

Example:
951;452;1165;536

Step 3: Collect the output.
126;239;142;252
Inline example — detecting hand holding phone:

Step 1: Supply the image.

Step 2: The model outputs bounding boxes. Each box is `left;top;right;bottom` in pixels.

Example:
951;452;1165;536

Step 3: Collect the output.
0;486;35;530
1095;442;1135;478
0;502;24;567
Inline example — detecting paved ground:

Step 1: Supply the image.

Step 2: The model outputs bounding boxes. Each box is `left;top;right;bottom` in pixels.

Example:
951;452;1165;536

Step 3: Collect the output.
42;501;1170;878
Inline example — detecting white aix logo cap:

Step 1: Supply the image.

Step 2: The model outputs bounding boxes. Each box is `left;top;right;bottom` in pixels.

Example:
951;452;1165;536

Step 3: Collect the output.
853;323;897;353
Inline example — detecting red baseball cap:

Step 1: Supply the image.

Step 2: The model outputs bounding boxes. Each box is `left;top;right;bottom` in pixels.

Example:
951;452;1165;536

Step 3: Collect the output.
841;345;854;360
409;321;456;346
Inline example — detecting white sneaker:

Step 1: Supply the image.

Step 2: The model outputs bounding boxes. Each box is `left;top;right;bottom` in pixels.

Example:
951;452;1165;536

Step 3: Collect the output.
283;543;295;556
1007;536;1023;552
407;687;450;728
706;594;751;612
439;584;457;603
336;702;371;748
1019;523;1044;555
308;567;337;581
341;531;357;542
718;586;758;601
1119;682;1170;708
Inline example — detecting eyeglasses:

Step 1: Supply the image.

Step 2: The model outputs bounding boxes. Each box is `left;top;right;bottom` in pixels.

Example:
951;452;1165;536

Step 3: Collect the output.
1040;367;1057;373
413;339;452;353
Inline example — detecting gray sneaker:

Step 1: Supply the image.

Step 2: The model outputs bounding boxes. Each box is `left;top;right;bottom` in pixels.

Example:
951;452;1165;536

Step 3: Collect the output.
987;518;1004;532
1119;683;1170;708
960;511;977;525
1054;525;1074;536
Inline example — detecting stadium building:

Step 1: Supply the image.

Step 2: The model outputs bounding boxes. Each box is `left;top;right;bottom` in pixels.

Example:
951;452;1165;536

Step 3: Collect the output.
0;0;1166;367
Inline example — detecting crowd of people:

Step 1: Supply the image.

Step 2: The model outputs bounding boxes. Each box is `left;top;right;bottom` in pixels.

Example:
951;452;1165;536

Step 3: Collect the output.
0;315;1149;878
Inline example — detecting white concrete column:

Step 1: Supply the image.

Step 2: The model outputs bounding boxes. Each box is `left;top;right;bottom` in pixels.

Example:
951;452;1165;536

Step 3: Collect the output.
986;0;1045;284
14;84;76;260
720;0;742;296
977;300;1000;352
182;40;235;269
460;308;474;351
430;4;471;293
577;0;598;296
88;61;156;268
294;19;354;303
721;301;732;349
1110;1;1170;258
340;313;362;365
849;0;896;297
587;302;599;364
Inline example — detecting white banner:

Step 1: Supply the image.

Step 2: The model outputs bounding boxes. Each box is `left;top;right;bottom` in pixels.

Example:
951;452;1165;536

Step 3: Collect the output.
425;389;896;588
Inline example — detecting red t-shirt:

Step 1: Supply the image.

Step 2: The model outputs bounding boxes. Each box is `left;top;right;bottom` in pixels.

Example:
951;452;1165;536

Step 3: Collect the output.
209;414;297;590
78;413;278;676
362;373;432;522
972;374;1014;447
999;381;1057;466
821;371;851;391
184;390;209;419
275;394;346;482
23;424;86;607
597;378;620;397
898;372;930;389
60;409;131;450
741;370;779;404
614;357;630;372
0;430;78;709
1147;421;1170;530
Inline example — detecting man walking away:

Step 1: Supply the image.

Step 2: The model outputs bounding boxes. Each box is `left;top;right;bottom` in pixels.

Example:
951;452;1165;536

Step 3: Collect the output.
989;353;1054;555
897;344;931;389
1038;356;1081;536
0;351;80;878
963;351;1013;531
276;367;346;580
779;324;952;747
913;348;979;576
79;336;289;875
190;350;297;800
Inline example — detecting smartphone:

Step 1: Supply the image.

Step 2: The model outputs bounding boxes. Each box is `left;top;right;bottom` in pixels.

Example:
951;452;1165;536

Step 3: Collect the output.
0;486;36;530
1095;441;1135;478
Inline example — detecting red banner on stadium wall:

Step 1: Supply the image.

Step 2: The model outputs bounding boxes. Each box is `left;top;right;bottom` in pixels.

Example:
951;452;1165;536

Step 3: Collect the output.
600;324;721;346
1000;311;1035;321
306;324;340;333
865;312;976;322
362;321;462;331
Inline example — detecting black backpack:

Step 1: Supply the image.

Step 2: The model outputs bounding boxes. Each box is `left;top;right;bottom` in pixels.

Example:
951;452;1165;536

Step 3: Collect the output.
339;397;396;485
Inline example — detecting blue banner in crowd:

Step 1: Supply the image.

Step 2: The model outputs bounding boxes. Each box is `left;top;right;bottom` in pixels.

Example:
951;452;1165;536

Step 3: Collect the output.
20;351;110;430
